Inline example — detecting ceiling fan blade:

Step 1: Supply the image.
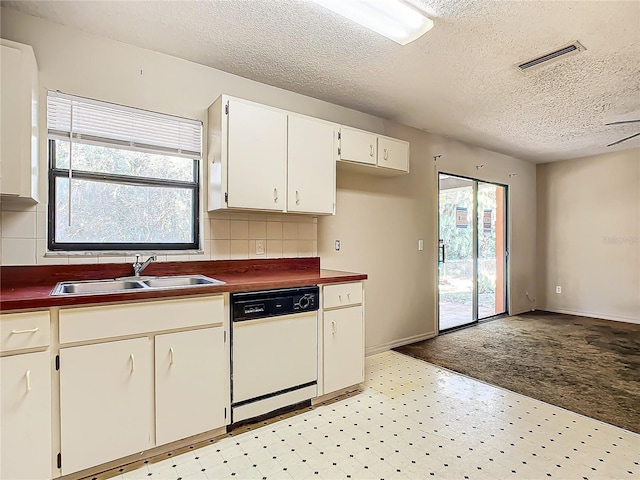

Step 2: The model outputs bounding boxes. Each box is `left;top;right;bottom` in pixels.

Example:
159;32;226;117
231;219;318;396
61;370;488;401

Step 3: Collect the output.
607;132;640;147
605;119;640;126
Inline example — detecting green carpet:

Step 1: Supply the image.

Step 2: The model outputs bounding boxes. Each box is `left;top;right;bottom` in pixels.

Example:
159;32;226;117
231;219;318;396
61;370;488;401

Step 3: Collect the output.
395;311;640;433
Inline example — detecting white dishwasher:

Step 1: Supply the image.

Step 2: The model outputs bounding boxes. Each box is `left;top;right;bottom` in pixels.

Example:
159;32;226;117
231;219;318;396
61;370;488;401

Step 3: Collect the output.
230;286;319;423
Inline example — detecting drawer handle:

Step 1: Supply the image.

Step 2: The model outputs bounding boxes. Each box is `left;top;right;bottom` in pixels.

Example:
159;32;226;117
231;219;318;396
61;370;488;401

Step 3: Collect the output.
383;149;388;160
129;354;135;373
26;370;31;392
369;145;374;157
11;327;39;334
338;294;342;301
332;320;337;335
347;293;351;300
169;347;175;365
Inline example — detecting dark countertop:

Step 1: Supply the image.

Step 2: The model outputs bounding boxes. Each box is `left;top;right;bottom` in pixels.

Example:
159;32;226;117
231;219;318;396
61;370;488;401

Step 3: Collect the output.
0;258;367;312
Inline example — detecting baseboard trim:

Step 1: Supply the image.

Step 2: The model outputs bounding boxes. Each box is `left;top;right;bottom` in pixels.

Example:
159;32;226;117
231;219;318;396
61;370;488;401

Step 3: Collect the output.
365;331;436;356
540;307;640;325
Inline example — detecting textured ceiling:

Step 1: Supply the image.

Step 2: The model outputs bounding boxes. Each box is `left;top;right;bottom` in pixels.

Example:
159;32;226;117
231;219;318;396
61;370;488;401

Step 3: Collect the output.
4;0;640;162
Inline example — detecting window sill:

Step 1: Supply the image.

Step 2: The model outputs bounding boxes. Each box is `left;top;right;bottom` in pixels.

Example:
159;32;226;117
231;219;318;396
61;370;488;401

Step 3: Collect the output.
44;250;204;257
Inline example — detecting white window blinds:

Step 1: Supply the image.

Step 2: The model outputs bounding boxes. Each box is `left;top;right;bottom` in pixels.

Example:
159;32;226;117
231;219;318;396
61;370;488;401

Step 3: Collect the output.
47;91;202;160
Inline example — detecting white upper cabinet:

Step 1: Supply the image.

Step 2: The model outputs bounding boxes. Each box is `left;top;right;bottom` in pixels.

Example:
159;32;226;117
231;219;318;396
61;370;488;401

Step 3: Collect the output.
287;114;336;215
207;94;409;214
377;135;410;172
339;126;377;166
0;39;39;201
208;95;338;215
338;126;410;175
226;99;287;211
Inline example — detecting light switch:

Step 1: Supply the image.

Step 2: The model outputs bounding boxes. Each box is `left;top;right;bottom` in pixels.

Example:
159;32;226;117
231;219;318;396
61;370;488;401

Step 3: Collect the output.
256;240;265;255
335;240;341;251
418;239;424;251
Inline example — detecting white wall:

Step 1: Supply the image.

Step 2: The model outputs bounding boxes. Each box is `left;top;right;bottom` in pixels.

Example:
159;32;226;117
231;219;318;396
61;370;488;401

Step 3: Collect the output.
537;149;640;323
1;7;538;353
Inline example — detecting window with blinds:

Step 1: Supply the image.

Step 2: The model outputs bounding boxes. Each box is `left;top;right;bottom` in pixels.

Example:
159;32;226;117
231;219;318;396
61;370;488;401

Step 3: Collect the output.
47;91;201;251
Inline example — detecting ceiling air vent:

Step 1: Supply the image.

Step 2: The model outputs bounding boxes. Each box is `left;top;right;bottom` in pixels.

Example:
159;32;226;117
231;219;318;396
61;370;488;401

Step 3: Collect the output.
515;41;586;72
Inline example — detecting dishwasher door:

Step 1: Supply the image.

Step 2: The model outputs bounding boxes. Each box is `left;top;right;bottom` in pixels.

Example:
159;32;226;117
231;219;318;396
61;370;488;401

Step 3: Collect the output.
232;311;317;404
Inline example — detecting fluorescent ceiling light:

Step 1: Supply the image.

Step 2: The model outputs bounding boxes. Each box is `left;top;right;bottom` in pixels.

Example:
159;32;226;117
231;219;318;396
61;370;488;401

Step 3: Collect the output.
311;0;434;45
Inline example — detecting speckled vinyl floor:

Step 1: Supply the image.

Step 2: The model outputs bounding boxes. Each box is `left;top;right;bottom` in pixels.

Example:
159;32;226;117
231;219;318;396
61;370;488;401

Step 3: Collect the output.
107;351;639;480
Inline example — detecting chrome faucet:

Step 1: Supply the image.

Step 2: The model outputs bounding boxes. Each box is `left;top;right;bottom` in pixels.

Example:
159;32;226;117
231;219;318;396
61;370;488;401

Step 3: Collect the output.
133;254;156;277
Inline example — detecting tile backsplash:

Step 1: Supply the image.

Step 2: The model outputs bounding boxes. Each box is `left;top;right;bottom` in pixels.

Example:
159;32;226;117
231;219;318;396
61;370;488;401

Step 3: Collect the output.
0;200;318;266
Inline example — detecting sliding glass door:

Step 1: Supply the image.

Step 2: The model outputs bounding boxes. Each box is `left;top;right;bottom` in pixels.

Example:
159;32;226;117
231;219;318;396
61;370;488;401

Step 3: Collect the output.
438;173;507;332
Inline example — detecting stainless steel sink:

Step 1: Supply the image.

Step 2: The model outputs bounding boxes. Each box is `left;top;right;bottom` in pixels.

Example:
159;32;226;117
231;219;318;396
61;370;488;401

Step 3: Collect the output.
51;275;225;296
51;279;146;295
141;275;224;289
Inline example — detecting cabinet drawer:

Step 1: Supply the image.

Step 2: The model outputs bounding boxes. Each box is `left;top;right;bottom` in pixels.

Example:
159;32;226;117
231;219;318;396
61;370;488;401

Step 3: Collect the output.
59;295;224;344
0;311;50;353
323;282;362;309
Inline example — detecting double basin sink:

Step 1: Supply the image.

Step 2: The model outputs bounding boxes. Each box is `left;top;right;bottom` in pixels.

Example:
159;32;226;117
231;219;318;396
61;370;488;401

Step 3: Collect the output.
51;275;225;296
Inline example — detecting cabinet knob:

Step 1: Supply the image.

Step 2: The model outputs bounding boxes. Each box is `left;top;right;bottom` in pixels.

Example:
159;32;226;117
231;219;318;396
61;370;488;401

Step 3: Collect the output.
296;190;300;205
274;188;279;202
332;320;337;335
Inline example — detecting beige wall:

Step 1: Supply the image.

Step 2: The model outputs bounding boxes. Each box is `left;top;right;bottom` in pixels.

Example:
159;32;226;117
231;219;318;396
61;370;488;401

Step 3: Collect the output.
319;125;537;354
1;8;538;353
537;149;640;323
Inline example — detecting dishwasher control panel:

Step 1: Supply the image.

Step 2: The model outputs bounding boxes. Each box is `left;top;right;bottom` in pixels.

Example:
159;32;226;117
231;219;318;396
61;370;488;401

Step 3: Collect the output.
231;286;319;322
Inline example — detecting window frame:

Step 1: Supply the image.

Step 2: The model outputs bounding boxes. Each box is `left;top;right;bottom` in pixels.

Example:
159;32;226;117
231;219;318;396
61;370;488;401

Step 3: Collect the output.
47;122;201;253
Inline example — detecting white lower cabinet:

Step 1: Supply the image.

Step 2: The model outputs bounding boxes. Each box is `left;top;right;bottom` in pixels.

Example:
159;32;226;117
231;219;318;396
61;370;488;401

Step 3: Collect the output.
323;306;364;394
321;282;365;397
59;337;153;475
0;351;51;480
155;327;227;445
57;295;228;475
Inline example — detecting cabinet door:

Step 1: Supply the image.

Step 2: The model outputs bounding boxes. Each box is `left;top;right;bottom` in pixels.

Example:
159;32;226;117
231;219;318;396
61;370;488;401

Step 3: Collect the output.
1;351;51;480
0;44;24;196
378;136;409;172
155;327;228;445
339;126;377;165
227;99;287;211
60;338;152;475
323;306;364;395
287;115;336;214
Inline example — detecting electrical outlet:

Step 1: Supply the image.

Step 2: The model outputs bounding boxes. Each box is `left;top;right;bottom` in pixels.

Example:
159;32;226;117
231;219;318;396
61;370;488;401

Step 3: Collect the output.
335;240;341;251
556;286;562;294
256;240;265;255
